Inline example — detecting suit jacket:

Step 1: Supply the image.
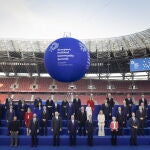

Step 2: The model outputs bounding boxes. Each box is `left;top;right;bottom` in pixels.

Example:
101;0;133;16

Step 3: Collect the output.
5;98;14;109
136;110;146;120
106;98;115;108
18;100;27;112
61;101;69;112
29;119;39;135
53;103;60;113
73;98;81;110
122;106;129;117
34;99;42;108
101;104;111;117
41;110;48;122
9;120;20;132
85;120;94;134
46;100;54;110
51;117;62;134
68;120;78;134
77;110;87;124
6;110;15;122
116;110;125;123
110;121;118;131
139;99;148;107
129;117;139;128
125;98;133;107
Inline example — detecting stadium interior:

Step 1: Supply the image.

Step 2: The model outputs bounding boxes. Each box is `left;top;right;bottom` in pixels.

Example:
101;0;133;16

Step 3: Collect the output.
0;28;150;146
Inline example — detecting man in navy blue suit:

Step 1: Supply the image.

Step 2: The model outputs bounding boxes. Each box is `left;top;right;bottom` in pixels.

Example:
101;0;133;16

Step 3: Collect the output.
77;106;87;136
46;96;54;120
6;105;15;135
41;106;48;136
68;115;78;146
51;111;62;146
29;113;39;147
139;94;148;108
85;115;94;146
73;95;81;118
129;112;139;145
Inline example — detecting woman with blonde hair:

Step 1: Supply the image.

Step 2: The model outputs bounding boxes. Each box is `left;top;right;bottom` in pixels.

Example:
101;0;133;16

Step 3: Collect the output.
97;110;105;136
24;107;33;135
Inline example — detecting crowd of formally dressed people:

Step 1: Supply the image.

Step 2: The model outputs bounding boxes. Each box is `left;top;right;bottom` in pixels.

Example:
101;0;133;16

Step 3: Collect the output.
0;93;149;147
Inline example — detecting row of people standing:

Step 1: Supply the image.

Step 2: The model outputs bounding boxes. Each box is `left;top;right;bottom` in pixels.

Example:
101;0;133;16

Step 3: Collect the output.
5;99;147;139
8;112;94;147
8;111;140;147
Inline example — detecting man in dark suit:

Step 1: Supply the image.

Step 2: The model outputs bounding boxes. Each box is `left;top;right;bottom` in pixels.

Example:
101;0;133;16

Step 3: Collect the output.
9;116;20;147
73;95;81;118
85;115;94;146
77;106;87;136
140;102;148;119
122;100;129;121
6;105;15;135
29;113;39;147
125;94;133;117
139;94;148;108
116;106;125;135
34;97;42;108
68;115;78;146
53;99;60;113
51;111;62;146
136;106;146;135
102;99;111;127
18;99;27;126
41;106;48;136
46;97;54;120
129;112;139;145
106;93;115;110
61;99;69;120
5;96;14;110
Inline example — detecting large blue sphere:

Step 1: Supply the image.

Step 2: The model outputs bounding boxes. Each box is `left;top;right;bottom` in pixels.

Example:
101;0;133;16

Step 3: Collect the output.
44;37;90;82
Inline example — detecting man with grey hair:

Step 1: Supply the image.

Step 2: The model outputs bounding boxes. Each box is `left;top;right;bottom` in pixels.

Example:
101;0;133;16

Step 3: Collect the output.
29;113;39;147
9;116;20;147
85;115;94;146
51;111;62;146
78;106;87;136
129;112;139;145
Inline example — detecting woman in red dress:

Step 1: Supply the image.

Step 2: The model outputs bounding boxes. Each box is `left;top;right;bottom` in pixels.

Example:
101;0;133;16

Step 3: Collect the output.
87;94;95;112
24;107;33;135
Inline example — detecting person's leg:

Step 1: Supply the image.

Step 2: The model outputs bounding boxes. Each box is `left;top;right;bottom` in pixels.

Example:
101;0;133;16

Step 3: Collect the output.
69;134;72;146
90;134;93;146
79;124;82;136
101;123;104;135
130;129;134;145
114;131;117;145
55;134;59;146
10;132;14;146
31;135;34;147
134;129;137;145
99;123;102;136
87;134;90;146
53;134;56;146
35;134;38;146
111;131;114;145
14;132;18;146
141;120;145;135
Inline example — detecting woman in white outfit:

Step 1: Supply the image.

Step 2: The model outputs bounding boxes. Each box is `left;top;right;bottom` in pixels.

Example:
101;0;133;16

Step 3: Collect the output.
97;110;105;136
85;103;92;120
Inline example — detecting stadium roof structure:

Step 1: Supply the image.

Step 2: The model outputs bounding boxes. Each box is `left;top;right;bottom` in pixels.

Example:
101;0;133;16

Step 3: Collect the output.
0;28;149;80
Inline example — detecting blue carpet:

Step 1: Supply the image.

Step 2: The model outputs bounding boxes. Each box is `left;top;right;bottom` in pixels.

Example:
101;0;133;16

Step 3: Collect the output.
0;145;150;150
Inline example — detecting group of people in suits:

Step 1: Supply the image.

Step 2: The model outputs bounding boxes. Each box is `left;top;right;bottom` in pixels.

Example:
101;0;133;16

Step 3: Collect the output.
2;93;149;147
